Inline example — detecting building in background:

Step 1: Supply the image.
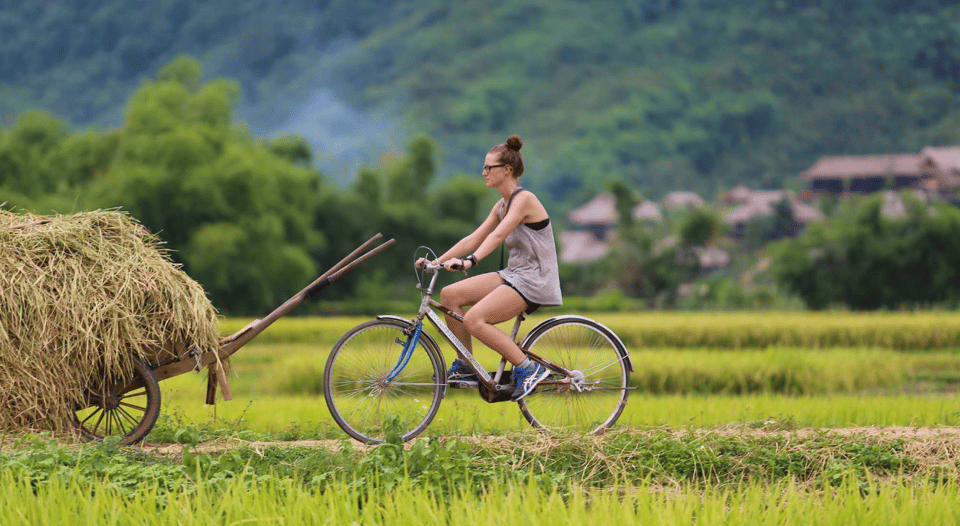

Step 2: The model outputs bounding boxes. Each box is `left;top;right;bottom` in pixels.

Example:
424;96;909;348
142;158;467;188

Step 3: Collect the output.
661;191;705;208
919;146;960;194
802;146;960;196
561;193;662;263
801;154;923;194
724;190;825;239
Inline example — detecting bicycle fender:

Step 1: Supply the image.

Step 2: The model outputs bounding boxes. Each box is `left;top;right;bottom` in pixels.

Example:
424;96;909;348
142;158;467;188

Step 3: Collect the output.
375;315;417;327
521;315;634;372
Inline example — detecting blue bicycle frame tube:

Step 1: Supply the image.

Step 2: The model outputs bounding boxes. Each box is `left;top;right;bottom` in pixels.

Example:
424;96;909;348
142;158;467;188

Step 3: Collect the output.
387;320;423;381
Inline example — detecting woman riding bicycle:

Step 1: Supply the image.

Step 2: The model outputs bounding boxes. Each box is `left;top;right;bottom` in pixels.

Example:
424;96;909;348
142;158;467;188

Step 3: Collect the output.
416;134;562;400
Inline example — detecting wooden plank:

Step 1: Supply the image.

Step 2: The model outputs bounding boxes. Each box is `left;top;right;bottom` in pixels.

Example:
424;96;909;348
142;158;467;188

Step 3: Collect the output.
205;367;217;405
215;361;233;401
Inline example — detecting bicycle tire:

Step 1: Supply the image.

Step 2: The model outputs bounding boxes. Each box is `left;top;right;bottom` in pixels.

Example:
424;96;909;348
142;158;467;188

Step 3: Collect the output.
517;316;631;435
323;318;446;444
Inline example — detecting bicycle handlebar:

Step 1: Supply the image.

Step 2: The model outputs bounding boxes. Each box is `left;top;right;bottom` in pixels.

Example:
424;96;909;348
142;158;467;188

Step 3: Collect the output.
419;261;464;272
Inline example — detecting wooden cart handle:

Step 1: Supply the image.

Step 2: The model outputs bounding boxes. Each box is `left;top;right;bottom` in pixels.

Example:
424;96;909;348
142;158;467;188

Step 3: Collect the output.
154;234;395;382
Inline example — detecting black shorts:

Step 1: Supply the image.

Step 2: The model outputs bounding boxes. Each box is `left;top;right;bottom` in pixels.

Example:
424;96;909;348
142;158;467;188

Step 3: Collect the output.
501;278;540;314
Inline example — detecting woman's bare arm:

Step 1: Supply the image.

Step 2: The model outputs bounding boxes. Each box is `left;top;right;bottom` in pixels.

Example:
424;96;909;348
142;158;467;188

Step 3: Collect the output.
436;201;503;262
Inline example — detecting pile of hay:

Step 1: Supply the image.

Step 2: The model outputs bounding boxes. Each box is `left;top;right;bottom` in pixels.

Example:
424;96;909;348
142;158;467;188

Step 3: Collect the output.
0;209;220;433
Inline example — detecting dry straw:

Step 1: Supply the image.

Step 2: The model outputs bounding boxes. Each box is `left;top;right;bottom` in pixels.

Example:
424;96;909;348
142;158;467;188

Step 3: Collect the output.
0;209;219;434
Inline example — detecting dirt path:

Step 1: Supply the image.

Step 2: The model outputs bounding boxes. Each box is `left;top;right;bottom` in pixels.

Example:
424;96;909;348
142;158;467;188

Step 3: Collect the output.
141;426;960;455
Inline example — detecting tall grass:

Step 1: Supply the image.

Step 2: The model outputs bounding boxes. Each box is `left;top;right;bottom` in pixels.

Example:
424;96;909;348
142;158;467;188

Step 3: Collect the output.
3;471;958;525
263;346;960;396
189;340;960;398
589;311;960;350
155;383;960;439
220;311;960;350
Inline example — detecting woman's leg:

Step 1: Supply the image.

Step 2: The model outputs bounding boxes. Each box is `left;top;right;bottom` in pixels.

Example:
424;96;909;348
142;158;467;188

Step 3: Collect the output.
461;285;528;365
439;272;505;353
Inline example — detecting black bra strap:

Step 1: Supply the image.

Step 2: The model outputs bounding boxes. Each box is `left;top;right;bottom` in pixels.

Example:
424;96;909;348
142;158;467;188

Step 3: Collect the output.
499;187;525;270
499;187;526;219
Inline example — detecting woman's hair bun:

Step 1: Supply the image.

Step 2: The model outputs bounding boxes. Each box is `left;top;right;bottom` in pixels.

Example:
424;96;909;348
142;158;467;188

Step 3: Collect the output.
505;134;523;151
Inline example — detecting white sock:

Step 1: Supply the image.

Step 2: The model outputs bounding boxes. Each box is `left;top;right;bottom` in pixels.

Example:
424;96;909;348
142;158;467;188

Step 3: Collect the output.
517;357;535;370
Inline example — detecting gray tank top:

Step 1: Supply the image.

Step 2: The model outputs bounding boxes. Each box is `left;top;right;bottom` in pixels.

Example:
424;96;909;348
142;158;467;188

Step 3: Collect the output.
496;188;563;307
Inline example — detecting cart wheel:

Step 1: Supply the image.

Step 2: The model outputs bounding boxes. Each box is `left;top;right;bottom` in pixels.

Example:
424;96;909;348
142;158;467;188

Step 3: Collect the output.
71;356;161;445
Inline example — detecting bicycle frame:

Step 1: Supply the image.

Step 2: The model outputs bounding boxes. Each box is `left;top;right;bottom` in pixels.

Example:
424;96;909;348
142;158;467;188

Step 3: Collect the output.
384;265;575;398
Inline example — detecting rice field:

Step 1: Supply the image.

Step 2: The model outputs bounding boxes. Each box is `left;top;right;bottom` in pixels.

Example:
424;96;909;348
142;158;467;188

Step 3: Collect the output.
158;387;960;438
219;310;960;350
153;312;960;438
4;474;960;526
8;311;960;524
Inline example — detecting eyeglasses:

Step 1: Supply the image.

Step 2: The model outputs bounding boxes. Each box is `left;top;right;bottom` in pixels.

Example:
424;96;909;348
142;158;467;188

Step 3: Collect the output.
482;163;507;173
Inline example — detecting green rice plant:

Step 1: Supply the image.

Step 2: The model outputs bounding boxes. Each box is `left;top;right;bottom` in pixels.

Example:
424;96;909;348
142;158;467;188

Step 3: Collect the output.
236;343;957;397
156;379;960;437
595;311;960;350
219;311;960;351
1;470;959;525
628;348;908;395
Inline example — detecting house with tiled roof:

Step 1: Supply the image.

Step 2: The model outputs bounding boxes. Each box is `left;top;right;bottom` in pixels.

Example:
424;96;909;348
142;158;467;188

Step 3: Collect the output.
558;230;612;263
801;154;924;194
567;193;619;240
723;185;752;204
919;146;960;192
661;191;705;208
561;193;663;263
724;190;825;238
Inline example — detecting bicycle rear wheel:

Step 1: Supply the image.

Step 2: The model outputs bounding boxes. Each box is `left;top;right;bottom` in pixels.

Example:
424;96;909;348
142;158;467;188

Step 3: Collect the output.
323;319;445;444
517;316;631;435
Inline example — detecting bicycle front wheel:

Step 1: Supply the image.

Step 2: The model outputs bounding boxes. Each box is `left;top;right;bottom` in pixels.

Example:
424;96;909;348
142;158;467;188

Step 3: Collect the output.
323;319;445;444
517;316;631;435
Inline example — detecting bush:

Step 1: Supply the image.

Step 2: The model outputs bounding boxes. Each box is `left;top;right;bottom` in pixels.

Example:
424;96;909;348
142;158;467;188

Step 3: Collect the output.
771;193;960;310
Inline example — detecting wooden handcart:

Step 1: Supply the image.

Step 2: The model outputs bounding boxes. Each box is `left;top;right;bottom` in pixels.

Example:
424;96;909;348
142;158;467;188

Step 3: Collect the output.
71;234;395;445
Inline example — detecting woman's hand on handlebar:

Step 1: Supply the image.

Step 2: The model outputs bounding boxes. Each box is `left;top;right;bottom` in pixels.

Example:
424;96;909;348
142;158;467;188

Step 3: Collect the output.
415;257;439;270
415;257;472;272
444;258;475;272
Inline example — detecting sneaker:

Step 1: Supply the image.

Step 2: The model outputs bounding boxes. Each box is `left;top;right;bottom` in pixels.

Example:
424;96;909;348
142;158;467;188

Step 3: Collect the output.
446;359;477;381
511;362;550;401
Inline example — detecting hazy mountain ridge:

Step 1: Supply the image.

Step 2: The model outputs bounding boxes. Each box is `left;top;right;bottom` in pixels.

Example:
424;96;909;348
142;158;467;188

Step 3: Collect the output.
1;0;959;202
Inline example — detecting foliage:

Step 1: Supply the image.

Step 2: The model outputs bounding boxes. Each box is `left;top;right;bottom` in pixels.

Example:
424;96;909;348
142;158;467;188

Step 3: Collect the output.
86;56;324;314
770;193;960;309
608;184;702;304
678;206;723;247
0;57;490;315
8;468;960;525
0;426;932;504
3;1;960;200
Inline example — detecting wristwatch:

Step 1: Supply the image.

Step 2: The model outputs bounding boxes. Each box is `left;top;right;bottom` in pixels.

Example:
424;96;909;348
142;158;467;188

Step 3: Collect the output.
463;254;478;268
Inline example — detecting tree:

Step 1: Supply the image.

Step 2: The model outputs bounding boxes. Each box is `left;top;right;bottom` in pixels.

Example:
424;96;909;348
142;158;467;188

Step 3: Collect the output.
609;183;698;305
386;134;436;202
678;206;722;247
0;111;69;200
610;180;639;229
771;192;960;309
91;57;323;314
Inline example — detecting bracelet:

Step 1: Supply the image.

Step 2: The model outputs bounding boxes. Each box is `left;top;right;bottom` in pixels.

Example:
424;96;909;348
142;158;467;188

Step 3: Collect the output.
463;254;478;268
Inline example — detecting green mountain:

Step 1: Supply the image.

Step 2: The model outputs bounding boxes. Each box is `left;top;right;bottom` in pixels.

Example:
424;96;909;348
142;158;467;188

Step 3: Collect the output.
2;0;959;204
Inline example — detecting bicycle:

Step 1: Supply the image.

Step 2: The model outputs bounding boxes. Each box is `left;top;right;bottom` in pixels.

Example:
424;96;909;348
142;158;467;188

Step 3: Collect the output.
323;248;634;444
